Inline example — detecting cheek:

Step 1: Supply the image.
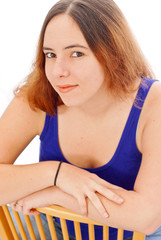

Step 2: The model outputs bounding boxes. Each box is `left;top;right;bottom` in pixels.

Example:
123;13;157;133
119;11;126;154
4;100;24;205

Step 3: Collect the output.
45;64;58;93
86;64;105;87
45;63;53;83
84;57;105;79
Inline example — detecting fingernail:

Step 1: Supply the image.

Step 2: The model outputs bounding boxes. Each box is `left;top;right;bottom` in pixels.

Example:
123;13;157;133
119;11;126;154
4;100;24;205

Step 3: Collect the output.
104;212;109;218
117;198;124;204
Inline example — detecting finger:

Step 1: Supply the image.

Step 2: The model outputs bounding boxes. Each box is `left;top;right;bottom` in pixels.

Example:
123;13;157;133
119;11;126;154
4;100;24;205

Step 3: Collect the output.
9;202;16;209
30;210;39;215
11;202;23;212
26;209;39;215
77;195;87;216
92;175;122;190
87;191;109;219
94;184;124;204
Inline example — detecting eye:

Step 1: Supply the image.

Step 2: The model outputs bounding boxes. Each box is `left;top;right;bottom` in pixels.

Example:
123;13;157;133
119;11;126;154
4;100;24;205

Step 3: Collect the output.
72;51;84;58
45;52;56;58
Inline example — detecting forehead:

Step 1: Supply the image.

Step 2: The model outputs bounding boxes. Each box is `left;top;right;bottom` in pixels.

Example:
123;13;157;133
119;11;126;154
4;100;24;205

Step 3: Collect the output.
43;14;88;48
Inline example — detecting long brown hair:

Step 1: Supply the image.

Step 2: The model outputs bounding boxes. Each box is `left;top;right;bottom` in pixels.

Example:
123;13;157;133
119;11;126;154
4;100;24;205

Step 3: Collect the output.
15;0;154;115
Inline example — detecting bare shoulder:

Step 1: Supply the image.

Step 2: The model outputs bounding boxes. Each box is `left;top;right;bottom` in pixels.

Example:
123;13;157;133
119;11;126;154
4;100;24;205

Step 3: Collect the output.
140;81;161;120
147;80;161;102
1;95;46;136
0;95;46;163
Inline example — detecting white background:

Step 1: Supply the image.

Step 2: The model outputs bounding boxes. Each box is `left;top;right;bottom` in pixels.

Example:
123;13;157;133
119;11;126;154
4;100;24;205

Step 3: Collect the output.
0;0;160;164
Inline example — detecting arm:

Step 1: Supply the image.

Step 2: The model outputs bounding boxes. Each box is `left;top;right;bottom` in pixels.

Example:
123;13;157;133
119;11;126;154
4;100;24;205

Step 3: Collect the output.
0;96;123;215
0;96;65;204
56;83;161;234
14;174;160;235
13;83;161;235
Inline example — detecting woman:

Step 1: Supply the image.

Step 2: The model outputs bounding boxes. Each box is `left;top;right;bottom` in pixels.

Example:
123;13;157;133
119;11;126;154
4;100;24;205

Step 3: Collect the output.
1;0;161;239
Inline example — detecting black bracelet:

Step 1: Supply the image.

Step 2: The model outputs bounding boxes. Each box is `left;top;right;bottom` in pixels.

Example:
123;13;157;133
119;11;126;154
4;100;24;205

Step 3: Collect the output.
54;160;63;186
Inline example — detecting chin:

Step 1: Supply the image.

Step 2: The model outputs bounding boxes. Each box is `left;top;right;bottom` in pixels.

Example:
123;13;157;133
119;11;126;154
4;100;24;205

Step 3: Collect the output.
60;97;86;107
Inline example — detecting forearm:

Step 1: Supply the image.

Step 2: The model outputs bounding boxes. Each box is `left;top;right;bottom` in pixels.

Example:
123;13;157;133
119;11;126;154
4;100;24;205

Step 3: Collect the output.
0;161;59;205
29;188;144;231
14;185;160;234
54;188;160;235
7;158;161;235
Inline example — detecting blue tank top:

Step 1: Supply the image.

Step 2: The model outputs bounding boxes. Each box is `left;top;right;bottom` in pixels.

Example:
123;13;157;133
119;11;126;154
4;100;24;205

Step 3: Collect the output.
39;77;157;240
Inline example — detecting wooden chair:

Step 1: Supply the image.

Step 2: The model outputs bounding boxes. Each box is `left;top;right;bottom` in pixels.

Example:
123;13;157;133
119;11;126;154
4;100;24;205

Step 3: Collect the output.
0;204;145;240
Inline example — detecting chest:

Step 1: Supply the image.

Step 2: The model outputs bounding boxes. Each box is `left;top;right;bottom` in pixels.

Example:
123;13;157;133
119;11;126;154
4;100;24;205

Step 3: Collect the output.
57;107;143;168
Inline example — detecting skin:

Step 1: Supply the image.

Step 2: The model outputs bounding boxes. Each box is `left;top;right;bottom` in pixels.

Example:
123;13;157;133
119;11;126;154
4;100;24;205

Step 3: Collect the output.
2;14;161;235
0;14;124;218
43;14;110;109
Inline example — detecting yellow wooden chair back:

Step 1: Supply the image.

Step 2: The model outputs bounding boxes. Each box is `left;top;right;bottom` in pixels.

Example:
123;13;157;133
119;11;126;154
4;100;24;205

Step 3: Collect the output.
0;205;145;240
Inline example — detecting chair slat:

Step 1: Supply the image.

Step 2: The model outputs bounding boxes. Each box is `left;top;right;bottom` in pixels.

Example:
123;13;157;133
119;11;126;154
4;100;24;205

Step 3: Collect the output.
88;224;95;240
60;218;69;240
0;206;14;240
12;210;27;240
133;231;145;240
74;221;82;240
2;205;19;240
1;204;145;240
103;225;109;240
46;214;58;240
24;215;36;240
117;229;124;240
34;214;46;240
37;205;104;225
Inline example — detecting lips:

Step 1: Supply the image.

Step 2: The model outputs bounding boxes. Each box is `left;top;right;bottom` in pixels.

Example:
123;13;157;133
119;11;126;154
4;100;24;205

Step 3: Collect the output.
57;84;78;93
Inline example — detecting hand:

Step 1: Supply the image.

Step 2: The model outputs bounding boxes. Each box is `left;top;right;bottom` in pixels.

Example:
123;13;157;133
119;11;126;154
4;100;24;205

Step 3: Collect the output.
10;200;39;215
57;163;124;218
9;187;56;215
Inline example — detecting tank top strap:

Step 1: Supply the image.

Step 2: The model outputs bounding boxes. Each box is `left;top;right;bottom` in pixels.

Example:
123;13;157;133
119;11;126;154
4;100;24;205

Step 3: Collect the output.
134;76;157;109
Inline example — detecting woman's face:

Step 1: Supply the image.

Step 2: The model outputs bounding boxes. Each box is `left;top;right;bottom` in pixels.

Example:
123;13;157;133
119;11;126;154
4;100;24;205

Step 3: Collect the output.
43;14;108;107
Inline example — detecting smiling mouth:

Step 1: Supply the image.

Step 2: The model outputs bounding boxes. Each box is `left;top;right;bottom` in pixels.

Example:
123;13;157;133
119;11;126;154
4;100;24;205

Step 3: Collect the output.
57;85;78;93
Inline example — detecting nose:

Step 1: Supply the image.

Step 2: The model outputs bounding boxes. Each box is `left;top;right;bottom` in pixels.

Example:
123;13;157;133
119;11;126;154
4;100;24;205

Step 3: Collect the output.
52;58;70;79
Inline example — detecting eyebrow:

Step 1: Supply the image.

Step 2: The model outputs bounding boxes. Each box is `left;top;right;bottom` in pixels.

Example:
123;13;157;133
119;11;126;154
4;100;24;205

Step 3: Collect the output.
64;44;88;50
43;44;88;51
